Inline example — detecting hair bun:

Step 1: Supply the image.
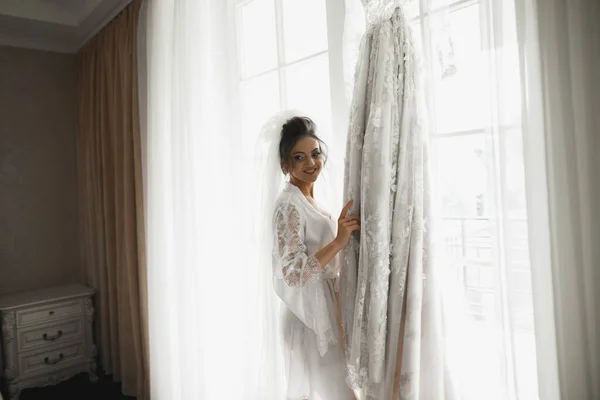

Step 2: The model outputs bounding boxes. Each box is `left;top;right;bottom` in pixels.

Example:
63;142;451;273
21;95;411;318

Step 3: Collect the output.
282;116;316;139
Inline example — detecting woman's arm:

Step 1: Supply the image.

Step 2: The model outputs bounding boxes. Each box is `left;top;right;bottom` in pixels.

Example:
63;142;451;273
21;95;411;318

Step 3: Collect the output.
274;202;323;287
274;200;359;287
315;200;359;267
313;240;344;269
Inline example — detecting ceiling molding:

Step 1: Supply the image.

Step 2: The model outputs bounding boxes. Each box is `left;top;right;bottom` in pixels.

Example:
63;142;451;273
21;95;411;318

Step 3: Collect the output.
0;1;103;27
76;0;133;52
0;0;133;54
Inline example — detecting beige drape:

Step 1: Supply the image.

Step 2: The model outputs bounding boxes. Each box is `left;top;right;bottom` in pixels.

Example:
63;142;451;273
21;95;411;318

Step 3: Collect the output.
76;1;149;398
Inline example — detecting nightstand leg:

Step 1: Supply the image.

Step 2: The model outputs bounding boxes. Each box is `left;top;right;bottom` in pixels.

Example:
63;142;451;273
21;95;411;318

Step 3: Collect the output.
7;382;20;400
87;360;99;383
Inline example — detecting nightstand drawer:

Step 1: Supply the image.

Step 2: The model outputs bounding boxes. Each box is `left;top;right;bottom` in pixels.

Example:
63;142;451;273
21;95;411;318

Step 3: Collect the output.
19;342;85;378
16;300;83;328
0;284;96;399
17;318;84;352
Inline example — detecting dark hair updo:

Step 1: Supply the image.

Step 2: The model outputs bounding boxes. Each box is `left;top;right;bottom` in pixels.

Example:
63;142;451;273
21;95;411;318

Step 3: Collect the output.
279;116;327;174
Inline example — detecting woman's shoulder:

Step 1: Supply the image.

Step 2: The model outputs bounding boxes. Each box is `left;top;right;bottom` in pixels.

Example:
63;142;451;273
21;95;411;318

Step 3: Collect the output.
274;185;306;216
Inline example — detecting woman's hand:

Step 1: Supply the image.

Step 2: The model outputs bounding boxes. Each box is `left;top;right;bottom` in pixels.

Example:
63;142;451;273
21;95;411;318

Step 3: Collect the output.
314;201;360;269
335;200;360;248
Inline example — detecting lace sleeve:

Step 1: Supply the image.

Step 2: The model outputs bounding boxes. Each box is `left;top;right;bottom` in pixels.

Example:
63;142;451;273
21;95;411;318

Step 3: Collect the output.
274;203;322;287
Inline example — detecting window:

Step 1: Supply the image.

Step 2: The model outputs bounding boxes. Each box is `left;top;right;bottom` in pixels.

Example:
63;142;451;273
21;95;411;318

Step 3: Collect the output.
234;0;537;398
234;0;345;152
234;0;346;223
408;0;538;398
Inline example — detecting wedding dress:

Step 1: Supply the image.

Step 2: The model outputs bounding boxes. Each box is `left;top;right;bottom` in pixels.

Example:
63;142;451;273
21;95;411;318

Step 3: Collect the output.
340;2;458;399
272;182;354;400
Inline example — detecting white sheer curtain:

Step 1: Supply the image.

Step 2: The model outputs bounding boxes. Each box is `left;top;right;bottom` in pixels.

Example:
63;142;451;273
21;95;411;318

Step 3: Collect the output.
138;0;275;398
140;0;350;398
516;0;600;398
137;0;598;398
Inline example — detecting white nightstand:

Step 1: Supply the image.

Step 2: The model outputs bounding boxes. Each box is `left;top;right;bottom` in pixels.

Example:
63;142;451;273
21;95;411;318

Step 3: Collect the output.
0;284;97;400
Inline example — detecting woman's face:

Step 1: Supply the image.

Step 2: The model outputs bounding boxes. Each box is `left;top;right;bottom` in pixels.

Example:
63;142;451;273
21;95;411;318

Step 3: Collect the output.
286;136;324;185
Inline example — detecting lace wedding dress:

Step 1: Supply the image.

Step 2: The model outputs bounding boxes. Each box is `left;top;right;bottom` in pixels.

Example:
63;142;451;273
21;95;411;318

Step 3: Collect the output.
340;2;458;399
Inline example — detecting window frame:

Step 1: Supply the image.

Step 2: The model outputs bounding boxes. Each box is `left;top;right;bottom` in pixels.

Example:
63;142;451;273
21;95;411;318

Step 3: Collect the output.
411;1;535;397
231;1;536;397
232;0;348;155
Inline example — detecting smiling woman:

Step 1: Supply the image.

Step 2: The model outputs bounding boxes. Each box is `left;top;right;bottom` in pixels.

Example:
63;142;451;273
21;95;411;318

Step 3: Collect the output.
264;113;359;400
279;117;327;183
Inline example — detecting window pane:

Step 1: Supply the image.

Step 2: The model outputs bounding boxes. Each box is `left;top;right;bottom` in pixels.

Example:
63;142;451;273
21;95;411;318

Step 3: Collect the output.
430;5;490;133
410;22;422;52
495;0;522;127
240;72;280;152
502;128;528;218
403;0;420;19
429;0;464;12
433;134;489;218
496;44;522;126
441;216;495;317
284;54;333;141
239;0;278;78
281;0;328;63
513;332;538;399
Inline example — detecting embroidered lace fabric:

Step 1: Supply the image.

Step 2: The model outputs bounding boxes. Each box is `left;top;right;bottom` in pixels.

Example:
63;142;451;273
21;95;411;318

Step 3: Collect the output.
340;5;457;399
275;203;324;287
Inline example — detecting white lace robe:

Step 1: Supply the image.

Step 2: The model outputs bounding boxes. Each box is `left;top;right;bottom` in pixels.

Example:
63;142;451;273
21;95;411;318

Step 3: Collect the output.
340;3;457;399
272;183;353;400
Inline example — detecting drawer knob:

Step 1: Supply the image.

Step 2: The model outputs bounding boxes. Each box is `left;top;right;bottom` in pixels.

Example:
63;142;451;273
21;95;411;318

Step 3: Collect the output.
48;311;55;316
44;353;64;365
43;330;63;341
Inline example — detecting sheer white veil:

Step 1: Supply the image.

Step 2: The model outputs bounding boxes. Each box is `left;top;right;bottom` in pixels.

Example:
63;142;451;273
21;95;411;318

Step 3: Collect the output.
255;111;296;236
246;109;319;399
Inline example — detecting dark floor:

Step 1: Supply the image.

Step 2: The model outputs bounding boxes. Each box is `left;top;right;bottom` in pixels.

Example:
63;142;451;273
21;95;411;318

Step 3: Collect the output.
19;373;134;400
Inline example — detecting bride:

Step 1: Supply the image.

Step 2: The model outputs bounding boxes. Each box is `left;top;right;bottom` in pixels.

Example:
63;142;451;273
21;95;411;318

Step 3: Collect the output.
269;115;357;400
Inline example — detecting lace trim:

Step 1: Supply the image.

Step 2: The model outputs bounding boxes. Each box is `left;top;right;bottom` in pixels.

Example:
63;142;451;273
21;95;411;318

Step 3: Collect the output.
346;363;368;392
317;327;337;357
275;203;323;287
